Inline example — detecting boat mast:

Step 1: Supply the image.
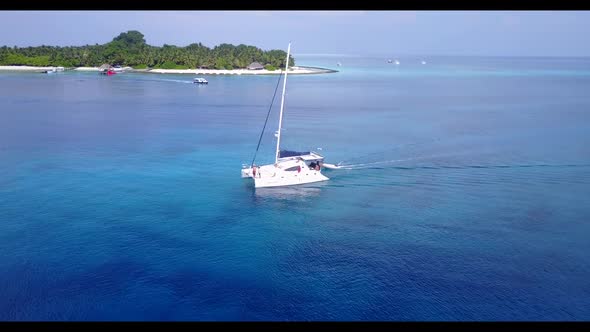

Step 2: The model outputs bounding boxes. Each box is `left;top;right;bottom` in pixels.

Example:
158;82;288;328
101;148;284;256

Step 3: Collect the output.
275;42;291;164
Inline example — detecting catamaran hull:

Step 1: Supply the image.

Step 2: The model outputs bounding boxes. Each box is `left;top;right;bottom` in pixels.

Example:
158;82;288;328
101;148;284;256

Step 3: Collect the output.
242;158;330;188
254;172;329;188
241;168;253;178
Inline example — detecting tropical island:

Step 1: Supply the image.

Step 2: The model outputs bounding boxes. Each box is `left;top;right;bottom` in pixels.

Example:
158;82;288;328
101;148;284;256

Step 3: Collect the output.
0;30;336;75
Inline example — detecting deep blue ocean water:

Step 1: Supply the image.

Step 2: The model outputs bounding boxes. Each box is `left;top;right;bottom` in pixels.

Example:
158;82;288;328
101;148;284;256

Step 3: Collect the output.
1;55;589;320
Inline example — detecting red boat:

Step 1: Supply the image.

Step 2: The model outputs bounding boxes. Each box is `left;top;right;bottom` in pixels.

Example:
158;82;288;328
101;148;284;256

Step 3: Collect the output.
99;64;117;76
100;69;116;75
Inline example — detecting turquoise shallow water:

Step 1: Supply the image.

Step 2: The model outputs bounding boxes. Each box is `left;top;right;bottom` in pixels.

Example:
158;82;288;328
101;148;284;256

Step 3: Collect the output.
1;55;589;320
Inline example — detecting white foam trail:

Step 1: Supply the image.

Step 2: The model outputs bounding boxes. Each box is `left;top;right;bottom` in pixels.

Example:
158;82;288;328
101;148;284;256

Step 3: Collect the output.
159;79;193;84
337;156;427;169
331;139;443;168
335;153;454;169
133;77;194;84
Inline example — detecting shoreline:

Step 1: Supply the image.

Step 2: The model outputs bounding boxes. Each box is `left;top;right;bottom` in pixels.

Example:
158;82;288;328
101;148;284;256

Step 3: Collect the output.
0;65;338;75
0;65;61;72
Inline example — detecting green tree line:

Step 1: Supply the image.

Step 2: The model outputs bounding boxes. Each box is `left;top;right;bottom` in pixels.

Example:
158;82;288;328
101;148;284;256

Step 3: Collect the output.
0;31;295;70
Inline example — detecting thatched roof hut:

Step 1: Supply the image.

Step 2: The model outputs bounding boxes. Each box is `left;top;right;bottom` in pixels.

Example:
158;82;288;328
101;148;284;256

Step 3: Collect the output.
247;62;264;70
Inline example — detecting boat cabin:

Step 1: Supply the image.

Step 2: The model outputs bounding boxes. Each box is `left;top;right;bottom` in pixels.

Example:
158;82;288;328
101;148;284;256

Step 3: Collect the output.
277;150;324;170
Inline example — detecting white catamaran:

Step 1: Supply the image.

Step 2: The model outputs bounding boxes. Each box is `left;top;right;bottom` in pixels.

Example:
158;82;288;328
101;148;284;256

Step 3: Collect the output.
241;43;330;188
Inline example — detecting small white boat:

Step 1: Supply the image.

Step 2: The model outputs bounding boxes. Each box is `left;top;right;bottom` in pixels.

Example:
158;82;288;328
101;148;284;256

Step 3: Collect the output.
421;61;426;65
395;60;400;65
193;77;208;84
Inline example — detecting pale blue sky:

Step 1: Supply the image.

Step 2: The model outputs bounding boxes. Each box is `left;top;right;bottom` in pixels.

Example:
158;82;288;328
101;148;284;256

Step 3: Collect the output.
0;11;589;56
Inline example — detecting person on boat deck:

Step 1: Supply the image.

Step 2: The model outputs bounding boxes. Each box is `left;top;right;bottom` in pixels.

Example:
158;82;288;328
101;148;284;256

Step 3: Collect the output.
316;161;321;170
253;165;261;178
309;161;317;169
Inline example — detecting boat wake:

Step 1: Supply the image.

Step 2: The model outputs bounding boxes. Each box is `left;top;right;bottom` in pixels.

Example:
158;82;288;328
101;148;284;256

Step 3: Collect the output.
158;78;194;84
326;156;590;172
131;77;195;84
329;156;439;170
324;139;445;170
349;163;590;171
324;147;590;171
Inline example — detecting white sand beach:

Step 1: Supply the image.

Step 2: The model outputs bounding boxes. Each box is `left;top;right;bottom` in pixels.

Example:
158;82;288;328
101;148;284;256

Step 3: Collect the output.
148;66;334;75
73;66;135;72
0;65;60;71
0;65;336;75
73;67;101;71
